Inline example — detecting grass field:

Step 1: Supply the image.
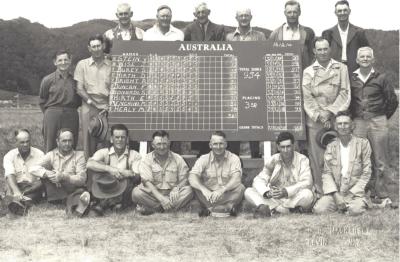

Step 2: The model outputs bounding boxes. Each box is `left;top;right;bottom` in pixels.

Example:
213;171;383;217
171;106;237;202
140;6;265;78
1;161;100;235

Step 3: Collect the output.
0;106;398;262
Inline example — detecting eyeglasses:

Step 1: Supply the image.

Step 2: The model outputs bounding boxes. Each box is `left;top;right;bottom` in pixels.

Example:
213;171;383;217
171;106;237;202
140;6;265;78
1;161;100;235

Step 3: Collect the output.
118;12;131;16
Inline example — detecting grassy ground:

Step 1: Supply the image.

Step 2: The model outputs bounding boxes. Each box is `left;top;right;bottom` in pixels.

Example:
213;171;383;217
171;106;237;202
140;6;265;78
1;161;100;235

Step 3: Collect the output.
0;104;398;262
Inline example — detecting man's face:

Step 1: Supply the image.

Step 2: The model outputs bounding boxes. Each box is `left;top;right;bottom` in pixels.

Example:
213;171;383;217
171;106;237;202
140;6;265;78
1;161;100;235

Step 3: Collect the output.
111;129;128;151
356;49;375;69
277;139;294;162
284;4;300;24
57;131;74;154
152;136;170;157
314;40;331;64
209;135;227;157
88;39;104;59
16;131;31;155
53;53;71;72
335;4;351;22
194;6;210;24
157;8;172;29
116;5;133;26
335;115;354;136
236;10;252;28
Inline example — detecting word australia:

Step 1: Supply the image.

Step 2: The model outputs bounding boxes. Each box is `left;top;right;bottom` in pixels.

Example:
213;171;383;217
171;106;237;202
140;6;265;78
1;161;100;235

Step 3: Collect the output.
178;43;233;51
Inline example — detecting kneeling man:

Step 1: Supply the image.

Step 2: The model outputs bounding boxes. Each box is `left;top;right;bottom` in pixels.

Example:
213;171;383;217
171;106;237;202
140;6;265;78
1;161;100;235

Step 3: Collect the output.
87;124;141;214
30;129;89;217
313;112;372;215
245;132;314;217
132;130;193;215
189;131;245;217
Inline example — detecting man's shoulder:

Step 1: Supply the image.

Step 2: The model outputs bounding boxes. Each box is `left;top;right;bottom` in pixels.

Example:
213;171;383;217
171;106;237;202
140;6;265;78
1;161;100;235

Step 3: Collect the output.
41;71;57;83
4;148;19;159
129;149;141;159
31;147;45;157
73;150;86;159
322;25;336;34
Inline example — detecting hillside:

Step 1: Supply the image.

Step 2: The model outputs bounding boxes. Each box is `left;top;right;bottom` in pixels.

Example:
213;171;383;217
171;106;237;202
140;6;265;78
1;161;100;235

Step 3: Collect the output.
0;17;397;95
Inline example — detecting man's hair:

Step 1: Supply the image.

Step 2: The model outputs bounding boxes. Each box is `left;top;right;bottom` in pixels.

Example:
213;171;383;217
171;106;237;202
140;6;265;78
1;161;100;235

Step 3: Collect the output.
210;130;226;139
117;3;131;12
285;0;301;12
152;130;169;139
14;129;30;138
53;49;71;60
335;111;352;119
157;5;172;13
276;131;295;145
56;128;74;139
357;46;374;58
111;124;129;136
236;8;252;17
87;34;104;46
335;0;350;8
313;36;330;48
195;2;209;13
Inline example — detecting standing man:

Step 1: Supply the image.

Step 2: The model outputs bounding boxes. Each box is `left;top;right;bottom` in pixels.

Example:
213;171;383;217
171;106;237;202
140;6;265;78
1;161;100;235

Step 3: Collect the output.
189;131;245;217
350;47;398;203
225;8;266;41
143;5;184;41
184;2;225;41
313;112;372;215
39;49;81;153
244;132;314;218
74;34;111;159
29;129;90;217
132;130;193;215
302;37;350;194
3;129;44;215
103;3;144;53
322;0;369;74
269;0;315;69
87;124;141;214
225;8;265;157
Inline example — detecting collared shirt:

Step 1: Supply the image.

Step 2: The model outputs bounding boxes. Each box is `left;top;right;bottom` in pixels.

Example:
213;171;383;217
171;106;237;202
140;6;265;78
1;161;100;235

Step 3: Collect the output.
190;151;242;191
140;151;189;190
3;147;44;184
340;142;350;178
225;28;266;41
282;23;300;40
353;68;375;84
39;70;81;112
104;23;145;41
337;24;349;61
73;57;112;109
90;147;141;174
143;24;184;41
253;151;312;197
302;59;351;124
29;149;87;186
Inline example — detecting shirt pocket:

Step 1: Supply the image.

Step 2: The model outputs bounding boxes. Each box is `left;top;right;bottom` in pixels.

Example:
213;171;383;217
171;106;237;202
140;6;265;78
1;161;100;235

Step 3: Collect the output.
151;164;163;183
165;166;178;183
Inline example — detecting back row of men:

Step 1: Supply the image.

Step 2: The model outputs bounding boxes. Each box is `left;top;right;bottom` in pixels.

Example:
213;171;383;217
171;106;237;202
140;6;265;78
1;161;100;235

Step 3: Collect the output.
3;109;391;217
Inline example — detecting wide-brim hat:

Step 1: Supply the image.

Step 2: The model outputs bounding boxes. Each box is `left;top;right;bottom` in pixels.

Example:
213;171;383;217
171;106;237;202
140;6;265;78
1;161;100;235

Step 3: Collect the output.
316;128;338;149
91;173;127;199
88;112;108;142
65;189;90;217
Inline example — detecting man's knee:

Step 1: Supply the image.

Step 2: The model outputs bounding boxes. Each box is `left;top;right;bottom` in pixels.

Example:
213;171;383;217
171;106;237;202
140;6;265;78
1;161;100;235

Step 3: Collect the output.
179;186;194;200
297;189;314;209
313;196;336;214
131;186;147;203
347;199;367;216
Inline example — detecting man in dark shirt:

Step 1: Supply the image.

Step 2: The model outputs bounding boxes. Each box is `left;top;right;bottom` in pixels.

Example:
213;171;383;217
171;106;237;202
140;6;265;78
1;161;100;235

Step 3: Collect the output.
39;49;81;152
350;46;398;203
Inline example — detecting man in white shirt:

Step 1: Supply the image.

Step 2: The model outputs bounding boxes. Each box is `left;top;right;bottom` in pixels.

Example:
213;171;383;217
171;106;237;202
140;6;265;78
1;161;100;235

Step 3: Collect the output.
143;5;184;41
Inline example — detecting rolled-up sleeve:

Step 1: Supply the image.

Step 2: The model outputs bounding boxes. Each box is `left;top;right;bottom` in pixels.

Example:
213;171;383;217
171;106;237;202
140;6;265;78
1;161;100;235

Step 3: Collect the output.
139;156;154;183
67;152;87;186
29;153;53;178
253;157;275;195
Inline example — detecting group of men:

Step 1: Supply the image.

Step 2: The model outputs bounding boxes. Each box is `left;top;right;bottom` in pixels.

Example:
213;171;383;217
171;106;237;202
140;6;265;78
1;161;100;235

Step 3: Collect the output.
2;0;398;217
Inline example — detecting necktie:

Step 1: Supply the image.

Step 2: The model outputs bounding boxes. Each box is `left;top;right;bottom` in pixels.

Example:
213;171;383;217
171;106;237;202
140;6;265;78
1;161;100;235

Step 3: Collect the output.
200;23;206;41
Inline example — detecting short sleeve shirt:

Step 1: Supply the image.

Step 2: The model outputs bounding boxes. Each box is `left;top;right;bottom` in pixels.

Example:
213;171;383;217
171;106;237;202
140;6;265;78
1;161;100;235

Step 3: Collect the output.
143;24;184;41
90;147;141;174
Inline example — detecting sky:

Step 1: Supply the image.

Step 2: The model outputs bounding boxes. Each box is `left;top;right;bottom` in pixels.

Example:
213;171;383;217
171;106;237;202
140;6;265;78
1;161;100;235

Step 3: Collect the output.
0;0;398;35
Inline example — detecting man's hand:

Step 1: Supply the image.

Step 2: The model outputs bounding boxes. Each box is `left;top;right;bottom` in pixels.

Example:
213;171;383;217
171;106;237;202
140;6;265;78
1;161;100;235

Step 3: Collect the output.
13;192;23;201
333;192;347;212
323;121;332;129
270;187;288;199
201;188;213;202
320;110;333;123
160;195;173;210
107;166;123;180
46;171;58;184
169;187;180;204
118;169;133;178
209;187;226;204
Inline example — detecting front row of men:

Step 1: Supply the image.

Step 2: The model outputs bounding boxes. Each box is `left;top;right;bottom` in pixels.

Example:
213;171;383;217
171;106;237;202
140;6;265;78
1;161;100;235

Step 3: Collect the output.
4;111;379;217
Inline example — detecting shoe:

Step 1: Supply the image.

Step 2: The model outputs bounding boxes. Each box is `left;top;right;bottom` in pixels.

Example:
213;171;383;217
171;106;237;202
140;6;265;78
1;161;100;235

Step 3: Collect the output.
75;191;90;217
253;204;271;218
230;206;238;217
289;206;304;214
198;207;211;217
8;200;27;216
91;205;104;217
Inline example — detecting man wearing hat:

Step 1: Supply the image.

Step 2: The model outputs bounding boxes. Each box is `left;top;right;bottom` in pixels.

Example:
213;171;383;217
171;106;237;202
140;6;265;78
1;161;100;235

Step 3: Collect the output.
132;130;193;215
244;132;314;218
313;112;372;215
29;129;90;217
3;129;44;215
74;34;111;159
189;131;245;217
302;37;350;194
87;124;141;214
